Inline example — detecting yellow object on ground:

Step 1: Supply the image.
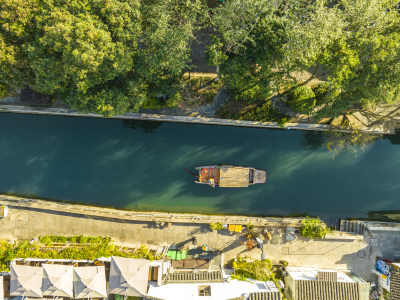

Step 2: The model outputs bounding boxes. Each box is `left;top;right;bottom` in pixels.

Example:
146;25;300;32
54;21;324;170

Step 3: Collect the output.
235;225;242;233
228;224;235;232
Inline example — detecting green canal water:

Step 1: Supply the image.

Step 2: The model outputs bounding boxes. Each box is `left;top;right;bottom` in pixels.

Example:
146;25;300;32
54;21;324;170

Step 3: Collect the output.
1;113;399;218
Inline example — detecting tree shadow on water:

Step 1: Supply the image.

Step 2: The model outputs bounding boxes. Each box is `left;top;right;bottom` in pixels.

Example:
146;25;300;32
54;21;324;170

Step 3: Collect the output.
300;131;324;150
122;120;164;134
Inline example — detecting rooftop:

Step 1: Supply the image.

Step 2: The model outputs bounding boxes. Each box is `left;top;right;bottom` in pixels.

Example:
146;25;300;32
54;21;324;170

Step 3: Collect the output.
286;267;354;283
147;276;280;300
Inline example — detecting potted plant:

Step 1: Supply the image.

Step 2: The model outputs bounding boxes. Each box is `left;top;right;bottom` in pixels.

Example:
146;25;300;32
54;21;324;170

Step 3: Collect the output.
0;205;8;218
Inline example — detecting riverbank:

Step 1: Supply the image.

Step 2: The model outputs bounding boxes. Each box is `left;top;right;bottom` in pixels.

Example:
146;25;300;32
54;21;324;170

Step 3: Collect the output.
0;194;374;281
0;103;389;134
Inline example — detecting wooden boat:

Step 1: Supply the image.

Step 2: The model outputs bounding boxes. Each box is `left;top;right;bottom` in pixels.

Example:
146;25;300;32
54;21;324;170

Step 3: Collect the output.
194;165;266;188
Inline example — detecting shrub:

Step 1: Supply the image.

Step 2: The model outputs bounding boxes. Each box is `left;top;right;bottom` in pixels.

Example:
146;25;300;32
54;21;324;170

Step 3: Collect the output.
279;259;289;267
0;83;8;98
300;217;330;239
288;86;316;112
232;258;274;281
165;92;183;107
209;222;224;231
239;100;288;123
312;82;330;105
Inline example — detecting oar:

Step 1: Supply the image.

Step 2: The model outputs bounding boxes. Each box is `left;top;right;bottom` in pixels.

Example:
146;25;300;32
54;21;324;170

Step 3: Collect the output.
184;168;200;179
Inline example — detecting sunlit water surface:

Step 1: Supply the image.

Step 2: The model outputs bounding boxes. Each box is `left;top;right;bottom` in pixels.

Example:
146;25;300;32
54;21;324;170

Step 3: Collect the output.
1;113;399;218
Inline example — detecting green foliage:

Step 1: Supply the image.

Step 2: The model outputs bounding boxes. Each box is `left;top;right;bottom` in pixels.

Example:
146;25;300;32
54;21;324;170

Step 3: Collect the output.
231;258;274;281
312;82;330;105
209;222;224;231
0;83;8;98
38;235;110;244
180;76;222;106
280;260;288;267
210;0;291;102
0;0;206;116
0;236;159;271
212;0;400;118
323;127;381;158
300;217;330;239
239;100;288;123
288;86;316;113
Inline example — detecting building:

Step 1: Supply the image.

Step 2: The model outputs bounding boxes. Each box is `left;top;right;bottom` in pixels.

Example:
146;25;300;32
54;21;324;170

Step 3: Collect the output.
283;266;370;300
146;276;282;300
1;256;283;300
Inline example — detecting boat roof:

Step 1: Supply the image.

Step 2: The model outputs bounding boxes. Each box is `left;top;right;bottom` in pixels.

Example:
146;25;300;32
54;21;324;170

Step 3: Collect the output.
219;166;250;188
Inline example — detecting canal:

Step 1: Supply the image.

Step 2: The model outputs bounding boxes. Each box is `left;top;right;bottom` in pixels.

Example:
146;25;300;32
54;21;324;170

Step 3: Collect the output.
1;113;399;219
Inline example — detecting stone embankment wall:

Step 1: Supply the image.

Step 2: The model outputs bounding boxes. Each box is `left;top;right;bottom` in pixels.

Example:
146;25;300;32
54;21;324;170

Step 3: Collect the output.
0;194;303;227
0;104;390;134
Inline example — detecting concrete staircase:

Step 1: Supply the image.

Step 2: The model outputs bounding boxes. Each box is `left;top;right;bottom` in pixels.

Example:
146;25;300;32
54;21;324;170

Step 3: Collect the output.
339;220;367;235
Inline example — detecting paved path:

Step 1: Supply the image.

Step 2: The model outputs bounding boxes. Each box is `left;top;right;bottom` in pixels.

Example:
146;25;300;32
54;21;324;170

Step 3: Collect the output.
0;197;374;281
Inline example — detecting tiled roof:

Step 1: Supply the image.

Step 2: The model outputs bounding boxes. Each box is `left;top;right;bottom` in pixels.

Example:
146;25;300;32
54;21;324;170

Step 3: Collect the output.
391;268;400;300
295;280;360;300
165;271;223;283
317;272;338;282
248;291;282;300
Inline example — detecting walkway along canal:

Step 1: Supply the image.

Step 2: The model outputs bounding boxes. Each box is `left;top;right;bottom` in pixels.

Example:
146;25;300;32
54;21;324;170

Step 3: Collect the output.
1;112;400;218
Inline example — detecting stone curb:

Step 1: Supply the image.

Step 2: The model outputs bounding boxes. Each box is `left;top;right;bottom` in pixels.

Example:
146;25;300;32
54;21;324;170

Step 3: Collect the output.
0;104;390;134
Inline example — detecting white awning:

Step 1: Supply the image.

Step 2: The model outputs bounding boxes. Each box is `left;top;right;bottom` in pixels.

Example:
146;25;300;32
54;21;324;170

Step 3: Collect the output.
108;256;150;297
10;265;43;298
42;264;73;298
73;266;107;299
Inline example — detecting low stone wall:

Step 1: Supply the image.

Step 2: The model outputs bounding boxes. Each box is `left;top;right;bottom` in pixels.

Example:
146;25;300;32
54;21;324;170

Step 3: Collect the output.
0;194;303;227
0;104;390;134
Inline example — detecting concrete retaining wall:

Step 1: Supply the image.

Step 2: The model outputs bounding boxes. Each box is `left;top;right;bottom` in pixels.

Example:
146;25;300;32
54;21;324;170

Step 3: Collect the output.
0;104;389;134
0;194;303;227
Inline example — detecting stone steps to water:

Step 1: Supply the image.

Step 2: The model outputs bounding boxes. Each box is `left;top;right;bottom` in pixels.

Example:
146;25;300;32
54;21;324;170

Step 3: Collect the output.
339;220;366;235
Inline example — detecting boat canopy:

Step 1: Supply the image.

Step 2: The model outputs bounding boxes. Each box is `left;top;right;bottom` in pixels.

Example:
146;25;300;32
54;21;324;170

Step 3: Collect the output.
219;166;250;188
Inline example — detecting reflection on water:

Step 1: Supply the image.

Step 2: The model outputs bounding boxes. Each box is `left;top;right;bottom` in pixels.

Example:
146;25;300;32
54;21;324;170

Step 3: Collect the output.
122;120;164;133
0;113;400;218
300;131;324;151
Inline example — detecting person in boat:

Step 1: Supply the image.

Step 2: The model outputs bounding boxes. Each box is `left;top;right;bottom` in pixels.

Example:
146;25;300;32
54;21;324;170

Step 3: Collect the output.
208;178;215;188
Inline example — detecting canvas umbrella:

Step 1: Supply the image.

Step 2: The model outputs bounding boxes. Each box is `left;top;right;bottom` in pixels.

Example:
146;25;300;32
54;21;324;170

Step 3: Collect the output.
42;264;73;298
108;256;150;298
73;266;107;299
10;265;43;298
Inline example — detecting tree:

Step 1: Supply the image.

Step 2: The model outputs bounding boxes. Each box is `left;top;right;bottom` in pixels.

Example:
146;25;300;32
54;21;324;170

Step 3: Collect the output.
286;0;400;118
208;0;291;101
0;0;206;115
0;0;143;113
210;0;400;119
137;0;206;100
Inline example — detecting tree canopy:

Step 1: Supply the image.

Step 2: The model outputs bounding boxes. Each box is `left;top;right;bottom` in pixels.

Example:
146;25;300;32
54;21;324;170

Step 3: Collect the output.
1;0;399;117
209;0;400;117
0;0;205;115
